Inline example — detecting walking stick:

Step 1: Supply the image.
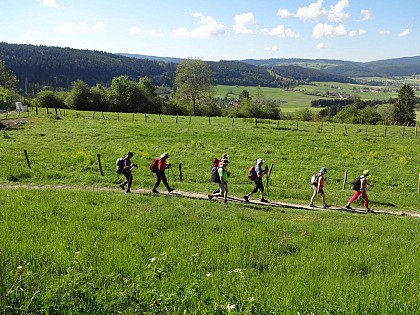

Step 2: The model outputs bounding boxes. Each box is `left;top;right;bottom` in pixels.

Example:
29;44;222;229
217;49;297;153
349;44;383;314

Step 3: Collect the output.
265;164;274;195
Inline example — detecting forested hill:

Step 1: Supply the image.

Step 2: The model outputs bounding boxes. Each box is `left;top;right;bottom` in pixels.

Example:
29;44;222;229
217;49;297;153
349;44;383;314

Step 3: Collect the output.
0;42;356;91
241;56;420;77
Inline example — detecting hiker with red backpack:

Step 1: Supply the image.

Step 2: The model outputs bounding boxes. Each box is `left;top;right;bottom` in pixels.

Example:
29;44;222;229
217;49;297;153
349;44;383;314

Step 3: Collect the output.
150;152;174;193
345;170;371;212
309;167;329;208
244;158;269;203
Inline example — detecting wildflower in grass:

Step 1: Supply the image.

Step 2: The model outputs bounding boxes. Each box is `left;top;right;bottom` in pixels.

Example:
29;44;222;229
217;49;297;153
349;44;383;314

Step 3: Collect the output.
205;272;212;277
228;268;243;274
227;304;236;310
247;296;255;302
150;257;157;262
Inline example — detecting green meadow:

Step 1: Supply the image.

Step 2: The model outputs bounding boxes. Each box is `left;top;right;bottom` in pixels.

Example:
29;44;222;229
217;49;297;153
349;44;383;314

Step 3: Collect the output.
1;110;419;313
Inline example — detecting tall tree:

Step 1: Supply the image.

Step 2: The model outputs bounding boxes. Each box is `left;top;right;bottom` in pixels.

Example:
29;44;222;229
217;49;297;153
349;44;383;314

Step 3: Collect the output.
66;80;92;110
0;60;17;90
175;58;214;115
394;84;416;125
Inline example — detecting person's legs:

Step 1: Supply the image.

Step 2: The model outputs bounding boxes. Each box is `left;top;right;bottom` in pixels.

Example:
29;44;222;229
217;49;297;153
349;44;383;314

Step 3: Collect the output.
309;187;317;206
152;172;162;192
345;191;360;208
121;171;132;191
244;182;259;201
361;190;369;208
160;173;173;191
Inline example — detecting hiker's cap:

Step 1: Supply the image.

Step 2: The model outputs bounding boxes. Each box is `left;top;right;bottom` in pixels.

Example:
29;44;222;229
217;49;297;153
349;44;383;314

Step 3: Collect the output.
320;167;327;174
257;158;264;164
127;151;135;156
363;169;370;176
221;153;229;159
160;152;170;158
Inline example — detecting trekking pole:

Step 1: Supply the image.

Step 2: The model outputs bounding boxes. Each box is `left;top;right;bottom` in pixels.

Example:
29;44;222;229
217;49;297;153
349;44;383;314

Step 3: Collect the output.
170;165;176;181
265;164;274;195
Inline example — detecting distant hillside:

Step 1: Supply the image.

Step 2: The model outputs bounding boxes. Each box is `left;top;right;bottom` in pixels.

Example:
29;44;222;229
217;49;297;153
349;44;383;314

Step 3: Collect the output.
240;56;420;77
3;42;412;94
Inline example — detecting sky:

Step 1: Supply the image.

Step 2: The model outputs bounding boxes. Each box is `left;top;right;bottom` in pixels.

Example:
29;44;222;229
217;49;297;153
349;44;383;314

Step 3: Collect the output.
1;0;419;62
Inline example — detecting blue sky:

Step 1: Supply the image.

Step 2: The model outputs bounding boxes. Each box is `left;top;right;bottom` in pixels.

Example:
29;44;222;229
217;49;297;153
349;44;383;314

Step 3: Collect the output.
1;0;419;62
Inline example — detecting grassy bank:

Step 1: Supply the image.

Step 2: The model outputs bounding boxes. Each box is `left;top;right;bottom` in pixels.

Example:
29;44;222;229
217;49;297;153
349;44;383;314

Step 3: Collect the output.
1;110;419;212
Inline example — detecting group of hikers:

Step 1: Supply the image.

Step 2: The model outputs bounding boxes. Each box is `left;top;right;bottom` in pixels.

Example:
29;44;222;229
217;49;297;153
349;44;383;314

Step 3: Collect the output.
116;151;371;212
116;151;174;194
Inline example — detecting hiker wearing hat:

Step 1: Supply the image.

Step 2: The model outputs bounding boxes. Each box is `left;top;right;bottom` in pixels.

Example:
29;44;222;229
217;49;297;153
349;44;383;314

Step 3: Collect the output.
309;167;329;208
345;170;371;212
152;152;174;193
244;158;269;203
209;159;230;203
119;151;136;193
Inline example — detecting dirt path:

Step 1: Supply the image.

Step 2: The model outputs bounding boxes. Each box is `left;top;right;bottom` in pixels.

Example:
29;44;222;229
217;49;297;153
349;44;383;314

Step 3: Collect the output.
0;183;419;218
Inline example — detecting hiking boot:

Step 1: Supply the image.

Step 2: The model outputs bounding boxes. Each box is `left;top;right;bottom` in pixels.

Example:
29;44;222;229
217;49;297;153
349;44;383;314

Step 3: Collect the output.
260;198;269;203
345;205;353;210
365;207;371;213
119;183;126;190
323;204;330;209
243;195;249;202
208;194;214;200
152;189;159;193
168;188;174;192
126;189;131;193
309;203;315;207
224;199;228;203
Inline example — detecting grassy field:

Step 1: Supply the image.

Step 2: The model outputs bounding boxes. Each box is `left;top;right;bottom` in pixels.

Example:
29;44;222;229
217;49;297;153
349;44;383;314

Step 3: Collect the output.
215;83;420;112
1;188;419;314
1;109;419;313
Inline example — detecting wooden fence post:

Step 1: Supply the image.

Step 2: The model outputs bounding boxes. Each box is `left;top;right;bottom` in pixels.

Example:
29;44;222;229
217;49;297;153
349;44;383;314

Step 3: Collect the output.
208;116;211;124
159;114;163;122
384;126;387;137
344;125;347;135
255;119;258;127
232;118;234;127
417;172;420;193
176;114;178;124
342;168;348;191
97;154;104;176
401;127;405;138
178;163;183;181
24;150;31;170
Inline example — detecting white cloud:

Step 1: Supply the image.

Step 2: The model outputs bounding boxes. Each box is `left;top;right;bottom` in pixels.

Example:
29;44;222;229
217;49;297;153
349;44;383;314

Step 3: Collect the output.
232;12;256;34
92;22;105;34
277;9;293;18
312;23;346;38
379;30;390;36
361;9;372;21
128;27;142;35
57;21;105;34
172;13;227;39
327;0;349;22
349;29;366;37
37;0;62;8
260;25;299;38
264;46;279;52
149;29;164;37
296;0;327;21
399;28;410;36
316;43;325;49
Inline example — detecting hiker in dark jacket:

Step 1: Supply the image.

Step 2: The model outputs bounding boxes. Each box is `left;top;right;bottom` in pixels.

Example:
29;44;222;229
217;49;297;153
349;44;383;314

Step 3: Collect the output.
244;158;269;203
119;151;135;193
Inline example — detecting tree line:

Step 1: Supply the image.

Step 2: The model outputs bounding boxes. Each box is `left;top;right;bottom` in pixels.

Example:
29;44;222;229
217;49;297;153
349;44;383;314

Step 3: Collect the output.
1;54;417;125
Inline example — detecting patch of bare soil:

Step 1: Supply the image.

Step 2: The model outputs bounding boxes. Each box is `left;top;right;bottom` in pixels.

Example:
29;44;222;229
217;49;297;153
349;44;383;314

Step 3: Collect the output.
0;118;26;130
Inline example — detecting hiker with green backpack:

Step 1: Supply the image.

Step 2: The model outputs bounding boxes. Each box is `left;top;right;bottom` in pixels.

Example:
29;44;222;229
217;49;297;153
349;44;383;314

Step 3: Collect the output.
244;158;269;203
309;167;329;208
345;170;371;212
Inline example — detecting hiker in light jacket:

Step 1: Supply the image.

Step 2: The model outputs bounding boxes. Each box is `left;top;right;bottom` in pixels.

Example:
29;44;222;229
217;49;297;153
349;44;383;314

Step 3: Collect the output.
309;167;329;208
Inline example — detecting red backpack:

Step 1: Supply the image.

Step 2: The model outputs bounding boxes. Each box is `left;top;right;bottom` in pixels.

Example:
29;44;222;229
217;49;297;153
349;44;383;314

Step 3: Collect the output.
248;166;257;181
150;157;159;173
